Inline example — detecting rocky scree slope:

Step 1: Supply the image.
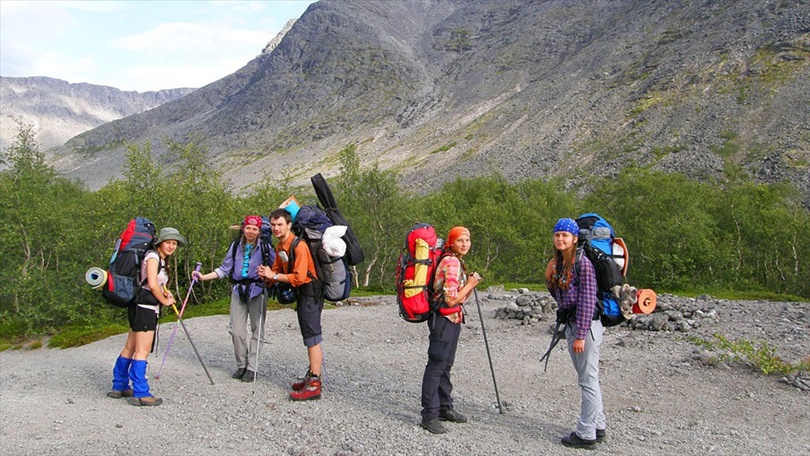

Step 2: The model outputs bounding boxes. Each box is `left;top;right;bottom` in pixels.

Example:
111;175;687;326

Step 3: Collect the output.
46;0;810;204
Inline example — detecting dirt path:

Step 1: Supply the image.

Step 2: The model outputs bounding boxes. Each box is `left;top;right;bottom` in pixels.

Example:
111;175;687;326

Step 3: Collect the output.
1;295;808;455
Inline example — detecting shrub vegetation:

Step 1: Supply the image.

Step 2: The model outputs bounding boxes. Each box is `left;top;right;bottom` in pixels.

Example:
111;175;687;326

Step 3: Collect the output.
1;126;808;346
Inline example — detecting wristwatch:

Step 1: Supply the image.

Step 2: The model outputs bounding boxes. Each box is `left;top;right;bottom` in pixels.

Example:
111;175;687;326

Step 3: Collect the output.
273;273;279;281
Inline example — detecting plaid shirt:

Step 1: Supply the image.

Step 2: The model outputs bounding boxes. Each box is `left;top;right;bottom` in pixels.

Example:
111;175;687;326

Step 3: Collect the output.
547;255;598;340
433;253;466;316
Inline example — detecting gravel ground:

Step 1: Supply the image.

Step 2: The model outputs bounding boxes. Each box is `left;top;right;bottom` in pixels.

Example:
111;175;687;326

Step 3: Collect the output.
1;293;808;456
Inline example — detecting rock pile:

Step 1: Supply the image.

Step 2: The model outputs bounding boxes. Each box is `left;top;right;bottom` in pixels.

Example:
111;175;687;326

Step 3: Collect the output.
489;289;720;332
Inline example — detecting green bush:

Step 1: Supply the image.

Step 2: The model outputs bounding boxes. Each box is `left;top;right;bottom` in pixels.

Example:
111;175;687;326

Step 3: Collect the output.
1;126;808;346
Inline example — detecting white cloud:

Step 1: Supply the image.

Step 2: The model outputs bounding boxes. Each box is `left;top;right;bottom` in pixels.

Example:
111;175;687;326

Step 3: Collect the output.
119;56;257;91
1;0;315;91
111;23;268;53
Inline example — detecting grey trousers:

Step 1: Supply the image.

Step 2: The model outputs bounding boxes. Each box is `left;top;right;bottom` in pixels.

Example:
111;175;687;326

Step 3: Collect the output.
229;292;267;371
566;319;606;440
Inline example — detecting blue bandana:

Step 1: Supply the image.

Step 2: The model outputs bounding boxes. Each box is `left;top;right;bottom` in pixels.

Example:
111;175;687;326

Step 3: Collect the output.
553;218;579;236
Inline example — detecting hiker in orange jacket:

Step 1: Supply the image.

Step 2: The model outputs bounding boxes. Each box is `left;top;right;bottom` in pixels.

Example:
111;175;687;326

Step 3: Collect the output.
259;208;325;401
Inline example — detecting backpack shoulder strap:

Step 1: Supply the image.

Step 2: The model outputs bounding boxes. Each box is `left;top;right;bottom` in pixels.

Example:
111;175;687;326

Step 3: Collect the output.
429;250;457;306
573;247;584;279
576;245;604;317
290;236;318;281
260;239;271;266
139;250;163;287
288;237;299;274
227;240;239;280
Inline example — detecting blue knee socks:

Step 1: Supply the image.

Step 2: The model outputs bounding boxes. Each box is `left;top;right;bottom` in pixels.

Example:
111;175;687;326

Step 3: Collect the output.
112;355;133;392
129;359;152;398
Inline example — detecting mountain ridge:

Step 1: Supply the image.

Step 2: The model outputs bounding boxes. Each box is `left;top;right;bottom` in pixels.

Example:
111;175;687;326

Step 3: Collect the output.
40;0;810;202
0;76;195;151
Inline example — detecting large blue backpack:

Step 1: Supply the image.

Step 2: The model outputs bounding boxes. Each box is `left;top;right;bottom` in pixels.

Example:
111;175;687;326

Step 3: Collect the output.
575;213;629;327
101;217;157;308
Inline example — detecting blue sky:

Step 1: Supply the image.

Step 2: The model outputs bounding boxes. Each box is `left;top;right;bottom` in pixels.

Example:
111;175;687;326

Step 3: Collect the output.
0;0;317;92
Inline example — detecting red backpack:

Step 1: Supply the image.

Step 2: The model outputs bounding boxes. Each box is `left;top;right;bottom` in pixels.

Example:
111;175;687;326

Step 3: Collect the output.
396;223;445;323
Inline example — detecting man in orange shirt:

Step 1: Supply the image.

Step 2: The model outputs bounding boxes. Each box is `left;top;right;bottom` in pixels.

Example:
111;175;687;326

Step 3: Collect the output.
259;208;325;401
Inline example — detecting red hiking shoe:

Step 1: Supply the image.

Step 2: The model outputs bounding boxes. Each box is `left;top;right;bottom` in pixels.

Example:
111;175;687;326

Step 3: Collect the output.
291;369;312;391
289;377;321;401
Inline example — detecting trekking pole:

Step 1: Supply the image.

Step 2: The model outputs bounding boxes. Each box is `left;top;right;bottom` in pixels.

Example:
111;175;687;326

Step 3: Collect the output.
473;289;503;414
156;263;201;380
169;301;215;385
251;297;266;385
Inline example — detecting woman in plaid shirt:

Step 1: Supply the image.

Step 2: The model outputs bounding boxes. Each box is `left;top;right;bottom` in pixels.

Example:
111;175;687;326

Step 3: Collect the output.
545;218;606;449
419;226;481;435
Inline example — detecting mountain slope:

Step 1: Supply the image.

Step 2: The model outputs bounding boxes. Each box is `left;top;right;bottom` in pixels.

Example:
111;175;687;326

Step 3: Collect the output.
46;0;810;202
0;76;194;150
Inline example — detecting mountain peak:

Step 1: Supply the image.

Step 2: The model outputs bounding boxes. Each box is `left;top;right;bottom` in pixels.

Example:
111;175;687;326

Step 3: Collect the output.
36;0;810;203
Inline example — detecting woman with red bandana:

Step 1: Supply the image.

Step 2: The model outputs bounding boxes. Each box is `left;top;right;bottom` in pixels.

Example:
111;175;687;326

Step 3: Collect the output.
194;215;270;382
419;226;482;434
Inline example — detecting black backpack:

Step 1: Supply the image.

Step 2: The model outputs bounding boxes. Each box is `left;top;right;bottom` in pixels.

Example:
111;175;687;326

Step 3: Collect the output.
227;217;276;302
575;213;629;327
292;205;352;302
310;173;364;266
227;217;276;276
102;217;157;308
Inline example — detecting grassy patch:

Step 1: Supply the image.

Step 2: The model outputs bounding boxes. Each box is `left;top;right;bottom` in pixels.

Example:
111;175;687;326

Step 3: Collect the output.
498;282;546;292
75;139;126;157
710;129;741;158
430;142;457;154
669;289;808;302
48;324;129;349
651;145;685;159
446;28;472;52
687;333;809;375
627;91;672;118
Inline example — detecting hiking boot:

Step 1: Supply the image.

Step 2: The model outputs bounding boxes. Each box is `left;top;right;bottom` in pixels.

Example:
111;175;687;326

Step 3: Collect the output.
561;431;596;450
241;370;256;383
291;369;312;391
439;409;468;423
596;428;606;443
106;389;134;399
289;377;321;401
128;395;163;407
420;418;448;434
232;367;247;379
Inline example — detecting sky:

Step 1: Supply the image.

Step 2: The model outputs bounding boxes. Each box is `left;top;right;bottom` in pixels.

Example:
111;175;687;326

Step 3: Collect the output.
0;0;317;92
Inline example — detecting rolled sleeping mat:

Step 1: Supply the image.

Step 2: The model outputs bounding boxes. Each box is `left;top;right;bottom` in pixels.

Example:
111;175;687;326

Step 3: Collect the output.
85;267;108;290
279;195;301;222
633;288;657;314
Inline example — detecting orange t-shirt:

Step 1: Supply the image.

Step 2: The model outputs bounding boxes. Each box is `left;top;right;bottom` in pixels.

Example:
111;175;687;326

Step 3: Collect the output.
272;235;317;287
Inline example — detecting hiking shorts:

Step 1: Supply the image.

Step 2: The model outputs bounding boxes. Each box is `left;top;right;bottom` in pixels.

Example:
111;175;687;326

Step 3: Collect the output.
296;280;324;347
128;303;159;332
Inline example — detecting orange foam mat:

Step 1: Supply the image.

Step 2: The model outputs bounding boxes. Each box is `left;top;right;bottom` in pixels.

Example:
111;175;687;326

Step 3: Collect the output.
633;288;657;314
